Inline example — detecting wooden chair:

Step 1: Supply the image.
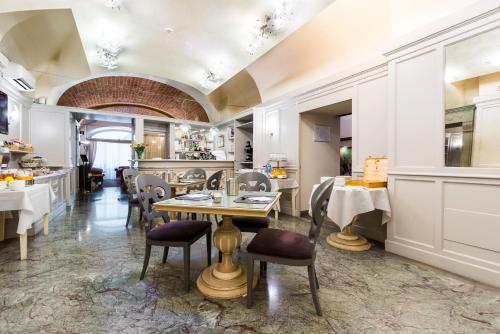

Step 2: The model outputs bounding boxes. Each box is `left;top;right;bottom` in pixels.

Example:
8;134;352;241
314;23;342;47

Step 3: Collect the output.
182;168;207;192
136;174;212;291
246;178;334;316
218;171;272;262
122;168;143;227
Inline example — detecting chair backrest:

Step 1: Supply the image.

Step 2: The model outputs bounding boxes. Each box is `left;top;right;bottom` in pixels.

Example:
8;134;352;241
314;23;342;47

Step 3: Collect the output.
182;168;207;192
136;174;171;228
237;172;271;192
182;168;207;180
122;168;139;198
308;179;334;247
206;170;224;190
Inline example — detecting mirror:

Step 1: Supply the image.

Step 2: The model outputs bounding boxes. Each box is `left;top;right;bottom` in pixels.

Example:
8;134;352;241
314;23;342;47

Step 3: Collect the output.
444;27;500;167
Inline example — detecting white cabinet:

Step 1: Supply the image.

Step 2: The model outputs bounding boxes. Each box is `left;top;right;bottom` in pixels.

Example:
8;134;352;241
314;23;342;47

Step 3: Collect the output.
29;105;71;167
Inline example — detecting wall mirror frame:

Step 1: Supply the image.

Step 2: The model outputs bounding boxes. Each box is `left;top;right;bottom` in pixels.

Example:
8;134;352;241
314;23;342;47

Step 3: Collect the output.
444;26;500;169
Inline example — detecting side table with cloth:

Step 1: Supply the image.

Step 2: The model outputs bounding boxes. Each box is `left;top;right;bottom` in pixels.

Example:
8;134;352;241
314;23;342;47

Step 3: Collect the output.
309;185;391;251
270;178;299;218
0;184;54;259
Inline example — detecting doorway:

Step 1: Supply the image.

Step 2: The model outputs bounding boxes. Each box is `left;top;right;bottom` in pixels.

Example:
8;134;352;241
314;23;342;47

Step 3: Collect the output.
299;100;352;212
77;117;133;191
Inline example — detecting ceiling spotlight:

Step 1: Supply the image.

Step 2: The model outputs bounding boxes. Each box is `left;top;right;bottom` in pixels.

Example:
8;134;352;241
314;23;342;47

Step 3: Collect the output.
104;0;123;10
163;27;174;33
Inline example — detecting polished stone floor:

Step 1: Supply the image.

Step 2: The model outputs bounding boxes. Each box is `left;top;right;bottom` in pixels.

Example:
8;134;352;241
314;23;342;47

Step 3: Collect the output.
0;187;499;333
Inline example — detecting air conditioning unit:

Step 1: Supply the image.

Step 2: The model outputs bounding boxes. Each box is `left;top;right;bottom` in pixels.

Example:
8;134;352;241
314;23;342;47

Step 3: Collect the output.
2;62;36;92
0;52;8;69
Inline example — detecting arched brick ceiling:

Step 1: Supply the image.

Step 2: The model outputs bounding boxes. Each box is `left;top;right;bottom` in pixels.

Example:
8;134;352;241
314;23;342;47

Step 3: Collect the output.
57;76;209;122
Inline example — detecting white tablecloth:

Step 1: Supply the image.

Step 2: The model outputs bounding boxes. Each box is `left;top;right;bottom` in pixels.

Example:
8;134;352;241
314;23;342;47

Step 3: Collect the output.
309;185;391;230
0;184;54;234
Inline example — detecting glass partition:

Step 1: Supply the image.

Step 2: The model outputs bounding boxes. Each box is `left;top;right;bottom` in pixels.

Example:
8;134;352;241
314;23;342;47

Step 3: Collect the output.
444;27;500;167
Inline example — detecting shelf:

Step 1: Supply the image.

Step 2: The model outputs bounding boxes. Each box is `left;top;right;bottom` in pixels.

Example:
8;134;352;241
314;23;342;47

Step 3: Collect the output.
237;161;253;164
236;121;253;129
7;149;35;154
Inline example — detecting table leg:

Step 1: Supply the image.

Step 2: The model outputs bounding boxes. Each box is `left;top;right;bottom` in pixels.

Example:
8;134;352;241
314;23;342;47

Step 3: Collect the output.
196;215;258;299
20;232;28;260
274;205;279;222
291;188;297;217
43;213;49;236
0;212;5;242
326;217;371;251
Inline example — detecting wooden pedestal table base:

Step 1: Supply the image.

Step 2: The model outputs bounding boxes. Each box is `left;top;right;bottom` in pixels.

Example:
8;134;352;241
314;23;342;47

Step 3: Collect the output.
197;216;258;299
327;218;371;252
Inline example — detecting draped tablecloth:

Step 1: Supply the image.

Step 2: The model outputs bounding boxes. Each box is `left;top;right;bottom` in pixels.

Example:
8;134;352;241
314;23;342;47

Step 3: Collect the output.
309;185;391;230
0;184;54;234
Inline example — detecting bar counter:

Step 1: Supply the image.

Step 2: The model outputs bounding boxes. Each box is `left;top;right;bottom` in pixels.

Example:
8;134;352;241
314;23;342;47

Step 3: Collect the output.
137;159;235;179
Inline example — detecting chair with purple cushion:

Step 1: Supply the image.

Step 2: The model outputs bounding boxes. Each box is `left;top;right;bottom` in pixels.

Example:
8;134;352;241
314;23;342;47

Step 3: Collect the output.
136;174;212;291
246;178;334;316
217;171;272;262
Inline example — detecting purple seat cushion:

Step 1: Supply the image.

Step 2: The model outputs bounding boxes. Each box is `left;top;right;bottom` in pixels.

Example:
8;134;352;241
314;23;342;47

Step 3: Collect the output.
147;220;211;242
247;228;313;260
231;216;270;230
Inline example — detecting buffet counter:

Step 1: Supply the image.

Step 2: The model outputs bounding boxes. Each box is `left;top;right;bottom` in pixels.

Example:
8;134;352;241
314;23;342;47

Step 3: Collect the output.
137;159;235;179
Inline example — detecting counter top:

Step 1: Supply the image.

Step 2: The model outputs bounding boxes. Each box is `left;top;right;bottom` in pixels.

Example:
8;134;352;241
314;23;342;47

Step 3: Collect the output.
33;169;70;181
137;159;234;162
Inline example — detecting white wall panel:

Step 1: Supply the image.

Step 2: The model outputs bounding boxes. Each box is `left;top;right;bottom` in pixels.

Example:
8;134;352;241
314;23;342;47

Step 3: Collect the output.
392;178;437;247
393;50;441;168
354;76;388;171
30;106;69;167
443;182;500;253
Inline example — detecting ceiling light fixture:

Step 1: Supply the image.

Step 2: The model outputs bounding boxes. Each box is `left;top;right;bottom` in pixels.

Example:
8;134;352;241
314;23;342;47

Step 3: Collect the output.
248;1;294;55
202;63;225;89
104;0;123;10
97;40;121;70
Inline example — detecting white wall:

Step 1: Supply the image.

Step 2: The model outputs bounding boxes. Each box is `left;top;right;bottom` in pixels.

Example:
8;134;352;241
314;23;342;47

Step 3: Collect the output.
0;78;32;143
250;2;500;288
299;112;340;211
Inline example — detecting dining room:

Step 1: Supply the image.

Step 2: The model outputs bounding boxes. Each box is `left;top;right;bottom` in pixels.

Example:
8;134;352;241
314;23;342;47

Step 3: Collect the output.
0;1;500;333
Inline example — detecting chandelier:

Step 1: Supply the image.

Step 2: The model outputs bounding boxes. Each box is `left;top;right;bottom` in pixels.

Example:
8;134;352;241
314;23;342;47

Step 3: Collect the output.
202;63;224;89
104;0;122;10
97;41;121;70
248;1;294;55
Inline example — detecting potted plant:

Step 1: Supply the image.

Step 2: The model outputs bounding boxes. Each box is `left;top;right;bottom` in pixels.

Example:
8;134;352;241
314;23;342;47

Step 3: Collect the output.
131;143;147;160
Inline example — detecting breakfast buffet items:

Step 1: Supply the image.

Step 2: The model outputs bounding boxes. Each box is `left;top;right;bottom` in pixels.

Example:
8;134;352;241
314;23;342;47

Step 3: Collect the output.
2;139;34;153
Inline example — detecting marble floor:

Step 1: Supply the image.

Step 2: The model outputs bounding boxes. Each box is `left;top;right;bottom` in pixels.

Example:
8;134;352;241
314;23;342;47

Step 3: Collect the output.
0;187;499;334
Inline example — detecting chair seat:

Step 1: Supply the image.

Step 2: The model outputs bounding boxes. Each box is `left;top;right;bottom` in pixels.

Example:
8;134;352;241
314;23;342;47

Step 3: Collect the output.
230;216;270;230
247;228;313;260
147;220;211;242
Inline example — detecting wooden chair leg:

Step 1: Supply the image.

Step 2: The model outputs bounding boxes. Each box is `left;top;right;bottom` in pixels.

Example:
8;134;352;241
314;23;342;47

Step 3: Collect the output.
308;265;322;316
246;256;254;308
126;204;132;227
218;251;222;263
139;208;143;222
315;271;320;290
183;246;190;292
162;246;169;264
206;231;212;266
140;244;152;280
260;261;267;278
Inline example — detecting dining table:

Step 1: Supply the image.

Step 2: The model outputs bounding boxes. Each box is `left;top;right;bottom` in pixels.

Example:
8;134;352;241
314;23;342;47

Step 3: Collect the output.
166;179;207;219
0;183;54;259
153;191;281;299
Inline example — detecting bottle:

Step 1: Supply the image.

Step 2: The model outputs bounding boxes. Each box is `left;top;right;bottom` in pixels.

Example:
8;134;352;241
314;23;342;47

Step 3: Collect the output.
265;163;272;177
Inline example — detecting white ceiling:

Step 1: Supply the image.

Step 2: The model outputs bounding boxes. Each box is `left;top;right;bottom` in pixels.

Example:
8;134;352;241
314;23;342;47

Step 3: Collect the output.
0;0;335;94
446;27;500;83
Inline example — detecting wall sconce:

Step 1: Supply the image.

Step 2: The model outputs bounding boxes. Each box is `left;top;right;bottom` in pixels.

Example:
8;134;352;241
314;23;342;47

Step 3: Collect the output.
8;104;21;124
